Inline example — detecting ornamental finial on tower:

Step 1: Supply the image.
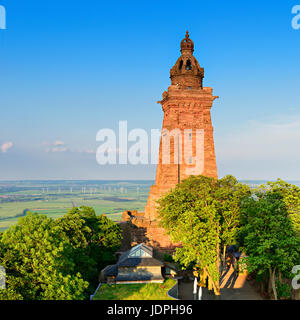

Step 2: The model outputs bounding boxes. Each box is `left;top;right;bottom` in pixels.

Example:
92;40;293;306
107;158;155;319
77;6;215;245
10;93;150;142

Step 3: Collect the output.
170;31;204;89
180;30;194;54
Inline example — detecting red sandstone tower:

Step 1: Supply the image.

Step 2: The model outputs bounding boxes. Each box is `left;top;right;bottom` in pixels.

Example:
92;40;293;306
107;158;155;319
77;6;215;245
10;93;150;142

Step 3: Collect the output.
123;32;218;250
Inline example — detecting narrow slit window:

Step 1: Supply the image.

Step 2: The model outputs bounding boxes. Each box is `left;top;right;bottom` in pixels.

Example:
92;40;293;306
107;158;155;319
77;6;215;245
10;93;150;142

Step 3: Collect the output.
179;60;183;70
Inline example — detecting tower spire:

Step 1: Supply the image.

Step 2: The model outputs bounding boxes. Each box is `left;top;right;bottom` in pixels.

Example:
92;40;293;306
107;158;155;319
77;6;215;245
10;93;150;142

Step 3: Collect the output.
170;31;204;89
180;30;194;54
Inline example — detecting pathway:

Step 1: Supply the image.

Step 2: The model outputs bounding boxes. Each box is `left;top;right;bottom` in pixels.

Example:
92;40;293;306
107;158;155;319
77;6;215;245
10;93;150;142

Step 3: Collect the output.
178;266;262;300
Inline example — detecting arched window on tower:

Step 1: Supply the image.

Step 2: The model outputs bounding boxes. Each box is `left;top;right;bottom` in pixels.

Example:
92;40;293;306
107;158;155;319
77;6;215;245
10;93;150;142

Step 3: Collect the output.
179;60;183;70
185;60;192;70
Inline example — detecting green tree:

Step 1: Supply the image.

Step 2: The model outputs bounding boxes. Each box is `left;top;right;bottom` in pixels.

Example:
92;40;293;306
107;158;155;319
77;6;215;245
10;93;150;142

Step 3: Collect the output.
158;175;250;296
0;213;88;300
238;192;300;300
258;179;300;237
55;206;122;294
215;175;251;268
158;176;219;295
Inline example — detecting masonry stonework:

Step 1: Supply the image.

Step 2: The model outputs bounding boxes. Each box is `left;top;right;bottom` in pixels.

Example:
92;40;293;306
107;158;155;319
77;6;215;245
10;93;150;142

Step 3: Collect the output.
122;32;218;251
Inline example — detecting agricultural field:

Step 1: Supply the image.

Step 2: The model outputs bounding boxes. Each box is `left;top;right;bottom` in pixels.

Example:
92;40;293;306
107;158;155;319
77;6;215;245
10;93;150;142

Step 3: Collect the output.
0;180;153;232
1;179;299;232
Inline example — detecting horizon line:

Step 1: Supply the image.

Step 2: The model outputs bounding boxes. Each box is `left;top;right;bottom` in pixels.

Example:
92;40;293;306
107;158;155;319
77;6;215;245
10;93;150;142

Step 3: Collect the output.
0;178;300;182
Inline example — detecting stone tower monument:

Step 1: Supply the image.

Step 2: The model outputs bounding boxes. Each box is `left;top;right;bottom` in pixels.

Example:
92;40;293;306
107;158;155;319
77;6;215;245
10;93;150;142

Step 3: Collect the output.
123;32;218;250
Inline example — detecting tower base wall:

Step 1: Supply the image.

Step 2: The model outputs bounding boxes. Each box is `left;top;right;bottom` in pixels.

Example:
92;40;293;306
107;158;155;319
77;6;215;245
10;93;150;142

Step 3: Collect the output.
122;210;179;254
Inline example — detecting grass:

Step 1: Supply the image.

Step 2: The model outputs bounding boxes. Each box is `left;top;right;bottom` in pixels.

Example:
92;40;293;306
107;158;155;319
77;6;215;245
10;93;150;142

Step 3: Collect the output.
93;279;176;300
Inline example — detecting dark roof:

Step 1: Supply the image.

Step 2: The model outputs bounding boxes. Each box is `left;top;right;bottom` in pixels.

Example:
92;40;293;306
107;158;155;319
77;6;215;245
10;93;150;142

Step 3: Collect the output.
100;243;164;279
116;274;164;282
118;257;164;267
164;262;178;271
102;264;118;277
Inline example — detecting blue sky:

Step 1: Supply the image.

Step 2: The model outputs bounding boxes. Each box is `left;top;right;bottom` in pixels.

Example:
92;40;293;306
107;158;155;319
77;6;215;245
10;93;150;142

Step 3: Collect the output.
0;0;300;180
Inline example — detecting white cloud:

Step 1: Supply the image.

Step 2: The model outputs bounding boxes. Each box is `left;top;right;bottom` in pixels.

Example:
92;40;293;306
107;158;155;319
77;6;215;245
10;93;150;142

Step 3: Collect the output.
70;148;97;154
42;141;96;154
54;141;65;146
44;141;68;153
51;147;68;153
1;142;13;153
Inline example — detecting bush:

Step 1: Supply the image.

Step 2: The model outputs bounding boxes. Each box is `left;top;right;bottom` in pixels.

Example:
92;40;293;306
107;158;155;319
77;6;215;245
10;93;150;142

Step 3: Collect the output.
163;254;174;263
276;281;292;300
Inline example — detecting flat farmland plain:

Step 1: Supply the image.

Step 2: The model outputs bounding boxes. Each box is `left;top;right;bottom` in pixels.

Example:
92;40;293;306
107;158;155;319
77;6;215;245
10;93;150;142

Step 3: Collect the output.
0;180;153;232
2;179;299;232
